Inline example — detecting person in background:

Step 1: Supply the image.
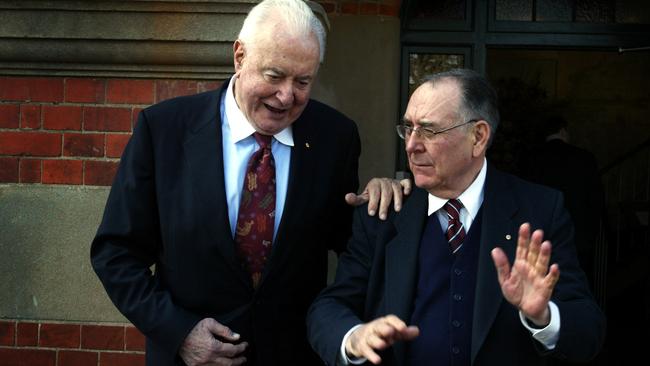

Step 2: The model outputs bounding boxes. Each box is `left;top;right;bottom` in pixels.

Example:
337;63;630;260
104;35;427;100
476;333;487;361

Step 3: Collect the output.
91;1;408;365
307;68;605;366
524;115;605;290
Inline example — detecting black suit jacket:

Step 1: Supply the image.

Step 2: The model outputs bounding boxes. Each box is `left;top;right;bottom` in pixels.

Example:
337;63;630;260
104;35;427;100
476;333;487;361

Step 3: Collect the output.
91;79;360;365
307;166;605;366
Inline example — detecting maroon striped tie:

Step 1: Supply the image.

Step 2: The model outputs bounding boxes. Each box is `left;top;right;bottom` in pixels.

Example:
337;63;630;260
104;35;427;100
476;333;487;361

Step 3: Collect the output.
235;132;275;288
443;199;466;253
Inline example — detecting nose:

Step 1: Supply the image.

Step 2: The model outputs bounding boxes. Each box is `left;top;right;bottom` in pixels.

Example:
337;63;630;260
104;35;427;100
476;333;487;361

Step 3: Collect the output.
275;81;294;106
404;134;423;154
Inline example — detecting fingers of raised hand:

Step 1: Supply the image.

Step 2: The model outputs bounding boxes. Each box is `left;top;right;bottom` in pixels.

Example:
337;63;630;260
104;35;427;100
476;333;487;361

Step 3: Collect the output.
490;247;511;286
516;223;532;262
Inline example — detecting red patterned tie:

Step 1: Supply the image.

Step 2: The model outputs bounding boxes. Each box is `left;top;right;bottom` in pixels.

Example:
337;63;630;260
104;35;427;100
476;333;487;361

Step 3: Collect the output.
235;132;275;288
443;199;466;254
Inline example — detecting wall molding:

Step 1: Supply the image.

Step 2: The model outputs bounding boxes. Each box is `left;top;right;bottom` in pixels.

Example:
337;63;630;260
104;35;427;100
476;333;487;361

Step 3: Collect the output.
0;0;259;79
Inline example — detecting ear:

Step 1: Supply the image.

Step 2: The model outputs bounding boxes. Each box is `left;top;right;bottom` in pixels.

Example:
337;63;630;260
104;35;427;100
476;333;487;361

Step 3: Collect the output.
471;120;491;157
233;39;245;74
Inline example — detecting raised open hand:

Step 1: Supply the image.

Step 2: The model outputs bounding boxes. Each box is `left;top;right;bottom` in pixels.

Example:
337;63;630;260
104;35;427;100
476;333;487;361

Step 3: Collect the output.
491;223;561;326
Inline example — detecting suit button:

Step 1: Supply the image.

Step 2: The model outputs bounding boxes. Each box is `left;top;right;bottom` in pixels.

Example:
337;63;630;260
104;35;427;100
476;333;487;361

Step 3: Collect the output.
452;320;461;328
452;346;460;354
453;294;462;301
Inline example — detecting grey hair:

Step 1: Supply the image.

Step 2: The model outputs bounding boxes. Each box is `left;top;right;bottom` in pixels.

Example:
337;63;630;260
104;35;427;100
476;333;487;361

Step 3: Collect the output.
238;0;327;63
424;68;500;146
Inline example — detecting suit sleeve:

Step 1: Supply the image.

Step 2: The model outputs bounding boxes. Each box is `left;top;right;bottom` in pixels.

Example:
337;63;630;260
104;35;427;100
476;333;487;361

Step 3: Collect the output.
90;111;201;356
544;191;606;361
308;206;376;365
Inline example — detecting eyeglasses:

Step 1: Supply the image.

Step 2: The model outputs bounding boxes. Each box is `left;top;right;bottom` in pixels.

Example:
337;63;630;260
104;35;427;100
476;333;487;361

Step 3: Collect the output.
396;119;479;141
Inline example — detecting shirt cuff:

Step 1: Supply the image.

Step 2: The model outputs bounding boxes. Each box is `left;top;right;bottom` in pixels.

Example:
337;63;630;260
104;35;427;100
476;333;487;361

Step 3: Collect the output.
340;324;367;365
519;301;561;350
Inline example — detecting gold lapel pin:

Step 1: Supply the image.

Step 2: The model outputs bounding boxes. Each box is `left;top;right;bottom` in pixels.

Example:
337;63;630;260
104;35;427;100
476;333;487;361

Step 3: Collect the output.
505;234;512;240
305;142;310;148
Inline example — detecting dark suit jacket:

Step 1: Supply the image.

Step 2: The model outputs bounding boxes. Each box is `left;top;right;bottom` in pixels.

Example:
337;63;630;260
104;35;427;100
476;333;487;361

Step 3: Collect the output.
307;166;605;366
91;79;360;365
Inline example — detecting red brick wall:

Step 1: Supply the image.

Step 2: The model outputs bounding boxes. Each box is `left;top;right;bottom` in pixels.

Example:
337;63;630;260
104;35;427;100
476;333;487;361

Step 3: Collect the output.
318;0;400;16
0;77;221;186
0;320;146;366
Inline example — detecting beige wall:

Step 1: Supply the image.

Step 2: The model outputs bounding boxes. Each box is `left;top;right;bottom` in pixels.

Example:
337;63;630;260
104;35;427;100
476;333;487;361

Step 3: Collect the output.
313;15;400;186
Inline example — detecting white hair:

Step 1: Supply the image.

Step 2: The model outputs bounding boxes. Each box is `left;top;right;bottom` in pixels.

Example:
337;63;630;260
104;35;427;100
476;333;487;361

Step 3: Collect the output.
238;0;326;62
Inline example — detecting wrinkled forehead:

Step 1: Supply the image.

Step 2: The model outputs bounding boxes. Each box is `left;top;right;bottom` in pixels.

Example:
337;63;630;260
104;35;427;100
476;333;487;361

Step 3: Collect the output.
405;80;461;123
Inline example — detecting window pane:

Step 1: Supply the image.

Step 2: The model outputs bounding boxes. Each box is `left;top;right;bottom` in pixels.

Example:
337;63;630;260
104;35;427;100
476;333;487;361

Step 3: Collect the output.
409;54;465;96
616;0;650;24
575;0;614;23
496;0;533;21
536;0;573;22
412;0;466;21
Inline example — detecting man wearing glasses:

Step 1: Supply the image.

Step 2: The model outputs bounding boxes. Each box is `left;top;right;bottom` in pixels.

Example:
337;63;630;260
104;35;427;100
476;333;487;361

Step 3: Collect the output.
307;68;605;366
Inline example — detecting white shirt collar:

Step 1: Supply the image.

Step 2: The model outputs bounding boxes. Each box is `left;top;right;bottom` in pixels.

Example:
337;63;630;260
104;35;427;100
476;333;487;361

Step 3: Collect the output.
224;76;294;146
427;158;487;218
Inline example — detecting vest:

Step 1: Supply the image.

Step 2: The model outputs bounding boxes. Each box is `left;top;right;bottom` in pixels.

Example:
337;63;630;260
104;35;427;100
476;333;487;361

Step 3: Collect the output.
406;208;483;366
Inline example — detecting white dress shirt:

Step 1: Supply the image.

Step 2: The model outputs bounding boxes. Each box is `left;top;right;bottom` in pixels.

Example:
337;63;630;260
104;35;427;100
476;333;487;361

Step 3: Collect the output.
221;76;293;240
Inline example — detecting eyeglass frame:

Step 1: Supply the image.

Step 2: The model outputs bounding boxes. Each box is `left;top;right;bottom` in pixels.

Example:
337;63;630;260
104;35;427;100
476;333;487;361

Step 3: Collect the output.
395;119;480;141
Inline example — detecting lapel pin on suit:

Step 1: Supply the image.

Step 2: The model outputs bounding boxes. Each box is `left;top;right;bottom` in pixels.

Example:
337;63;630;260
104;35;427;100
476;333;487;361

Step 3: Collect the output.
505;234;512;240
305;142;310;148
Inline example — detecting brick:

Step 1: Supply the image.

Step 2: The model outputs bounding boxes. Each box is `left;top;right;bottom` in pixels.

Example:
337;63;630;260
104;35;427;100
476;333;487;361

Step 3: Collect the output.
360;2;379;15
20;104;42;129
131;108;144;129
125;327;145;352
81;324;124;350
0;77;64;102
42;160;83;185
99;352;145;366
0;104;20;128
197;81;222;93
106;134;131;158
155;80;197;103
39;323;80;348
0;320;15;346
16;321;39;346
0;348;56;366
379;4;399;17
64;133;104;157
43;105;83;130
0;157;19;183
0;131;62;156
27;78;65;102
106;79;154;104
20;158;42;183
65;78;106;103
84;160;119;186
58;350;99;366
0;77;30;100
340;2;360;14
84;107;132;132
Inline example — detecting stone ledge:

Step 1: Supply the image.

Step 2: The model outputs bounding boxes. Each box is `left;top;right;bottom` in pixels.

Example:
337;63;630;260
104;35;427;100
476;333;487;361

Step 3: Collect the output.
0;0;256;79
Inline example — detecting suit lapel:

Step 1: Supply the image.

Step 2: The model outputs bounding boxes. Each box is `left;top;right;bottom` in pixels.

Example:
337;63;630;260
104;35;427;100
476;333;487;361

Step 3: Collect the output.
259;109;316;283
183;80;249;287
471;167;519;363
385;188;429;365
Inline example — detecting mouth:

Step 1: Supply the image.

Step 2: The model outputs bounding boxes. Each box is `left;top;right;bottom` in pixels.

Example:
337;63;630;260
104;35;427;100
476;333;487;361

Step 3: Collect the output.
264;103;287;115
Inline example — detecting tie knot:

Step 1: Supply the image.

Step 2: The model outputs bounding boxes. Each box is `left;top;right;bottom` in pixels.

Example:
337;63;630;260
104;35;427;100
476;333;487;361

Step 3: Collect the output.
253;132;272;150
443;199;463;221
